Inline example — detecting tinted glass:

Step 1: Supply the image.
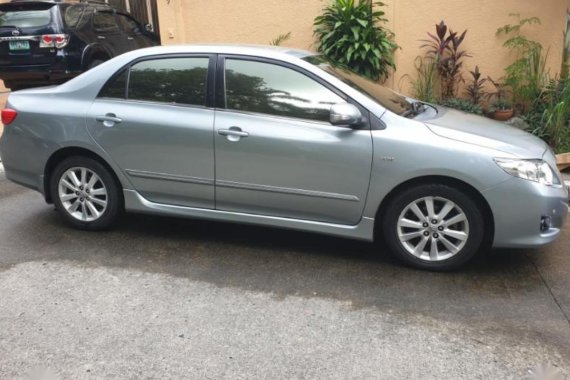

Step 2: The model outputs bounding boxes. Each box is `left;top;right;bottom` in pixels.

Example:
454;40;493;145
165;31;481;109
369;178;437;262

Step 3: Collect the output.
117;14;140;34
63;5;84;28
99;68;128;99
225;59;344;122
0;8;52;28
93;10;119;33
128;58;209;106
304;55;412;116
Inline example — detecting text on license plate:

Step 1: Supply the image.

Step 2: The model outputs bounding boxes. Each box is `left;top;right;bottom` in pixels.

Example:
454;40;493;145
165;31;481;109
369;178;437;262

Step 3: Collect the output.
9;41;30;51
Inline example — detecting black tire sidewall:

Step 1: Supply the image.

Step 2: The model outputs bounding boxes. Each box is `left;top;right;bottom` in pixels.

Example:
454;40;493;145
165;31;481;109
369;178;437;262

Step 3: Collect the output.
50;156;121;230
383;184;484;271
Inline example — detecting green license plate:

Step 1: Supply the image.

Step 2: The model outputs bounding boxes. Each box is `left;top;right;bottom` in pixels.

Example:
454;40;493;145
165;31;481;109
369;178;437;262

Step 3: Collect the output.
9;40;30;51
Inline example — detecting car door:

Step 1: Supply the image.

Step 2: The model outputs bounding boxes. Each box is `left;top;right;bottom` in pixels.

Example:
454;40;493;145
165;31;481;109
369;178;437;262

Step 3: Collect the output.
86;55;216;208
116;13;154;50
214;56;373;225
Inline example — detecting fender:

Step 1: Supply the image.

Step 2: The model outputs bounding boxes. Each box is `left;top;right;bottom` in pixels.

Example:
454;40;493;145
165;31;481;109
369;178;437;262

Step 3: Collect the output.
81;43;112;70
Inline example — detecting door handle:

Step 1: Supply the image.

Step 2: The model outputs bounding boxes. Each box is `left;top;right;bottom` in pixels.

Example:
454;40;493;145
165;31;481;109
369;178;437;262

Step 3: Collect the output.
127;36;135;40
218;129;249;138
96;114;122;128
97;35;106;40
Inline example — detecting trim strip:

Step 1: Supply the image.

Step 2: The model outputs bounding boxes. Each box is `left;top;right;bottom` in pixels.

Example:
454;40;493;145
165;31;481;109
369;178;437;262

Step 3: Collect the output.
125;169;214;185
125;170;359;202
217;180;360;202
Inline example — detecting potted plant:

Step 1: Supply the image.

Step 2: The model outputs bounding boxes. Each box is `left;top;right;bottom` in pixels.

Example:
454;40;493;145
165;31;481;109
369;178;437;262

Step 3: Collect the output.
486;77;514;121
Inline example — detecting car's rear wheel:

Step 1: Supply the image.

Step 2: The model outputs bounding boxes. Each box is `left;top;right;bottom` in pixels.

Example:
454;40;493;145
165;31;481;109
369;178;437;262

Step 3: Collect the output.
51;156;121;230
383;184;484;271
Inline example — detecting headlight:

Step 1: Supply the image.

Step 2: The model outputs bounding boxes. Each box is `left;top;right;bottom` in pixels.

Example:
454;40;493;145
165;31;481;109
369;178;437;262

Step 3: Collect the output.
494;158;561;186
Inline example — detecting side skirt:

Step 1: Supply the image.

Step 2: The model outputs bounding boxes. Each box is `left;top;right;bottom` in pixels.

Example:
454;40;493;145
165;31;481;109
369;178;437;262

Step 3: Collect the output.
123;190;375;242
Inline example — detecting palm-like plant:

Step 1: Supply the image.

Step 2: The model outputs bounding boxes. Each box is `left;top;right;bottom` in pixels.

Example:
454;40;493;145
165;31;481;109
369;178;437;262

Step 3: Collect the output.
313;0;398;81
421;21;470;99
464;66;487;106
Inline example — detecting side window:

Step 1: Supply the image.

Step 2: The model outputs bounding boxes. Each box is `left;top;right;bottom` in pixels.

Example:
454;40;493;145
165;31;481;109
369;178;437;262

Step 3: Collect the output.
224;59;344;122
99;68;128;99
93;9;119;34
63;5;84;29
117;14;140;34
128;57;209;106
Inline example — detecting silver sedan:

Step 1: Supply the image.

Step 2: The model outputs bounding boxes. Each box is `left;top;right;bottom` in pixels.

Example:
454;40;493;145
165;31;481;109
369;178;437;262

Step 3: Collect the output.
0;45;567;270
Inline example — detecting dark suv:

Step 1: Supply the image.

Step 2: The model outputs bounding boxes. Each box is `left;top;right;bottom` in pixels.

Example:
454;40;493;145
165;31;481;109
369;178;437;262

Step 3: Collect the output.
0;0;158;90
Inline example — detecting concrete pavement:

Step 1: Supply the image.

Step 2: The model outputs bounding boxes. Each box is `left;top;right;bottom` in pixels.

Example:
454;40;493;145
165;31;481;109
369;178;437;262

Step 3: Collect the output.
0;172;569;379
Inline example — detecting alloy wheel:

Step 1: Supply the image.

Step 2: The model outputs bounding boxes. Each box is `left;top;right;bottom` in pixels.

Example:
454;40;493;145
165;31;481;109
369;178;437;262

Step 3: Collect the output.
396;196;470;261
58;167;108;222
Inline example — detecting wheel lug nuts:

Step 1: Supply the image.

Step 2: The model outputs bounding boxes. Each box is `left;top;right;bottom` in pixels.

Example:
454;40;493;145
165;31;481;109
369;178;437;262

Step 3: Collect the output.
438;226;444;231
433;233;439;238
423;231;430;236
75;191;80;195
422;222;428;227
431;219;438;224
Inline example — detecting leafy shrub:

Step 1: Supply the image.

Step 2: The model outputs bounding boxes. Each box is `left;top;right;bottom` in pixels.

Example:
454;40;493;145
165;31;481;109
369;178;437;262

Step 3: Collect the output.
486;77;512;111
314;0;398;81
496;14;548;111
439;98;483;115
404;56;439;103
421;21;470;99
464;66;486;106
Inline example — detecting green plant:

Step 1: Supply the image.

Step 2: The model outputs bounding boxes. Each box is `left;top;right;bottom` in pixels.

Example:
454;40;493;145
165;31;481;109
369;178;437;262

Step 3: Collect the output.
464;66;486;106
403;56;439;103
421;21;470;99
269;32;291;46
486;76;512;111
496;14;548;111
439;98;483;115
313;0;398;81
540;78;570;150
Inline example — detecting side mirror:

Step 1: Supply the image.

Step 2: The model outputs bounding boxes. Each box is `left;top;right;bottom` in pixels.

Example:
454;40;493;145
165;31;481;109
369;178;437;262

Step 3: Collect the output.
144;23;154;32
330;103;363;127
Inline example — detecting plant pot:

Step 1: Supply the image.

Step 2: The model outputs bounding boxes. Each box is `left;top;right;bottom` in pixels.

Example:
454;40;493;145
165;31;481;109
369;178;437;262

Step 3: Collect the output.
492;109;514;121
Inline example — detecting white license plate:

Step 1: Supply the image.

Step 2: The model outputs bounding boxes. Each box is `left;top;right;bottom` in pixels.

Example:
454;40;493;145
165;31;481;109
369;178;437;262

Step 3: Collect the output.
9;41;30;51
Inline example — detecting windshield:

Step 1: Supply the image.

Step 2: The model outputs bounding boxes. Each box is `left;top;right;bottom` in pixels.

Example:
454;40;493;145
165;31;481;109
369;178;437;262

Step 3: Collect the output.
303;55;414;116
0;4;53;29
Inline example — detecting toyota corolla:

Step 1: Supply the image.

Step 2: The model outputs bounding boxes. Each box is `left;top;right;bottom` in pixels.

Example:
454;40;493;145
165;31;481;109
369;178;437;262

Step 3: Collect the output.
0;45;567;270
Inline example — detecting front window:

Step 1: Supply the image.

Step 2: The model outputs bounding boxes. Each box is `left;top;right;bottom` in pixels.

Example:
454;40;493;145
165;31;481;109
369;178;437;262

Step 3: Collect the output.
224;59;345;123
304;56;414;116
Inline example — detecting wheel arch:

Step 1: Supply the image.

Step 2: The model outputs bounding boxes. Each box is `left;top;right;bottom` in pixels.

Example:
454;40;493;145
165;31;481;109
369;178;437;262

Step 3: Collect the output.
374;175;495;248
81;44;112;70
43;147;123;205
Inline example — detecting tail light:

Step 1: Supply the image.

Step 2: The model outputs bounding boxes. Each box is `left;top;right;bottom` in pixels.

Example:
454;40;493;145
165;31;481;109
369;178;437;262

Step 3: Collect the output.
1;108;17;125
40;34;69;49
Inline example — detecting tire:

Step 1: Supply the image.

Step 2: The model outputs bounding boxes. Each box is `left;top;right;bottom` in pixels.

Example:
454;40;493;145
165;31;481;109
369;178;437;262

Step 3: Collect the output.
383;183;484;271
87;59;105;70
50;156;121;230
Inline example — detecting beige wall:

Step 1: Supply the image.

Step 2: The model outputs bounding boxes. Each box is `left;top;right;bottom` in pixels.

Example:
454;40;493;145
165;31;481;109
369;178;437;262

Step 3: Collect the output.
157;0;568;94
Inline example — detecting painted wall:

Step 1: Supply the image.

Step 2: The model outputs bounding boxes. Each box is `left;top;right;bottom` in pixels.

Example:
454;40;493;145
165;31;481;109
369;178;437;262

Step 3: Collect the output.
157;0;568;94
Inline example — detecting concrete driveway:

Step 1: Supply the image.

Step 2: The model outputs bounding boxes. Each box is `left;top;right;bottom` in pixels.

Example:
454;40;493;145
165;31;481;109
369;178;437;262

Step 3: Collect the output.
0;171;569;379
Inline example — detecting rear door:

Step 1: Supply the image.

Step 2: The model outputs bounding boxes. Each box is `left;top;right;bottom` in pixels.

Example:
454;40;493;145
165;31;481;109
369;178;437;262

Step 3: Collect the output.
86;55;217;208
91;7;124;56
0;2;61;67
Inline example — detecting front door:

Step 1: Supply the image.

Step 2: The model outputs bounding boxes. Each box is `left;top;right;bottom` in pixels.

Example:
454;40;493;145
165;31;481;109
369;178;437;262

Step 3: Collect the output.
214;57;373;225
86;55;216;208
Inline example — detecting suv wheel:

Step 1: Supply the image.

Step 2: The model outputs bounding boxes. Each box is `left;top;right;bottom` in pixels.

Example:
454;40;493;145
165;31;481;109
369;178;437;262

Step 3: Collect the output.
383;184;484;271
51;156;121;230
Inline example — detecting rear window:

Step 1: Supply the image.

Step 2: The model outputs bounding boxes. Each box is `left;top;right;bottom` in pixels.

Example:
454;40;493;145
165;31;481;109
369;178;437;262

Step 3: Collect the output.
0;5;53;29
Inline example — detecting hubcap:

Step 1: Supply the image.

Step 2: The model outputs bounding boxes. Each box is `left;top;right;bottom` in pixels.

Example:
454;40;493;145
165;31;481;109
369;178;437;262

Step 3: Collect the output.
58;167;108;222
396;196;469;261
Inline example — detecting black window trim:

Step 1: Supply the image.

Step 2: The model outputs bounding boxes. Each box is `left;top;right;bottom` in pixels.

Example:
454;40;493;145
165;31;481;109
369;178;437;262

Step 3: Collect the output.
97;53;217;110
215;54;370;129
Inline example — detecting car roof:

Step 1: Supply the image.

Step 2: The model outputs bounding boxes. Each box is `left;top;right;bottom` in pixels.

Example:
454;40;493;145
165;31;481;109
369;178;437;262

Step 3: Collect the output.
133;44;316;60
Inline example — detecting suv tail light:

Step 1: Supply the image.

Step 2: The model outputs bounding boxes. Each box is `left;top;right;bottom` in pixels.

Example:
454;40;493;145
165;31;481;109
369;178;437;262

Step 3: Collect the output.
40;34;69;49
2;108;17;125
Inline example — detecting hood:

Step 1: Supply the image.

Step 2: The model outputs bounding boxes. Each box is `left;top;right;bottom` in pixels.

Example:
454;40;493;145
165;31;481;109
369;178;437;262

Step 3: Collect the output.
425;107;547;158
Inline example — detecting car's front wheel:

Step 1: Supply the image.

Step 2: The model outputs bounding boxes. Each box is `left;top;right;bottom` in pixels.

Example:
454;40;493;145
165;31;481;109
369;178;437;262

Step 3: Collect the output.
51;156;121;230
383;184;484;271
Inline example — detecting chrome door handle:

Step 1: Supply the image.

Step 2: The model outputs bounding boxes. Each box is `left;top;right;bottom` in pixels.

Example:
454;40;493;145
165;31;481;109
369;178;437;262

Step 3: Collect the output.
96;114;122;128
97;35;106;40
218;129;249;138
127;36;135;40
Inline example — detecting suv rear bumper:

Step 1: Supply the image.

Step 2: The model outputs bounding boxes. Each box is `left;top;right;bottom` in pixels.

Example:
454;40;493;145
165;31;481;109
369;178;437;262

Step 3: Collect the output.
0;64;80;86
